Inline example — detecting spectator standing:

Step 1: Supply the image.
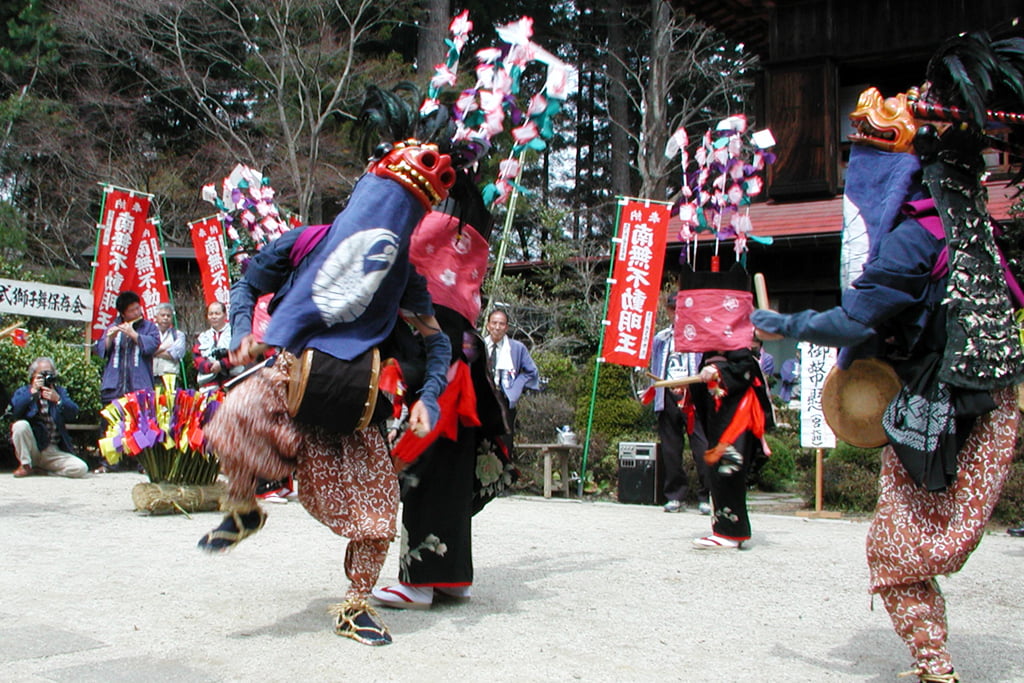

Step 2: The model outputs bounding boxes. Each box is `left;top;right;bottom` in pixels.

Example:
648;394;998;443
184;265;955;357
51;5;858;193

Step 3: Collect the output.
152;303;187;386
95;291;160;404
484;308;539;432
649;293;711;514
193;301;242;388
752;337;775;382
8;357;88;478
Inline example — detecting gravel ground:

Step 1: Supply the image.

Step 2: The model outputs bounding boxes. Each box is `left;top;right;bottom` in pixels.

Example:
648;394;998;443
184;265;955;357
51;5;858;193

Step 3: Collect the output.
2;472;1022;682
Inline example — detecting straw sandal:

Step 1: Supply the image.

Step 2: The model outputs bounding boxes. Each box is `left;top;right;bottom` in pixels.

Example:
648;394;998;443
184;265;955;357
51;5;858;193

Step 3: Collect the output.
330;598;392;646
197;506;267;552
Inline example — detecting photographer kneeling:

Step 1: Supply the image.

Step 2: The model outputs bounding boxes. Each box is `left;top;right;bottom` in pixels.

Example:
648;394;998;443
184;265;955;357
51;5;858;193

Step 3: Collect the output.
8;357;88;478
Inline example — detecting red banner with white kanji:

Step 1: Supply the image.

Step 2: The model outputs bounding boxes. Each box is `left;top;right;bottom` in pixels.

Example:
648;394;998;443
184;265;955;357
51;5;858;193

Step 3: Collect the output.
90;187;154;341
132;218;171;316
600;199;671;367
189;215;231;307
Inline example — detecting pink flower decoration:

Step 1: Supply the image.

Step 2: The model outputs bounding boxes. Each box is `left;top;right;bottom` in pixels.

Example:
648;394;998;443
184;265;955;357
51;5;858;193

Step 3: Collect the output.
420;98;441;116
496;16;534;45
512;121;539;145
498;158;521;179
545;64;571;99
449;10;472;38
454;91;477;115
476;48;502;64
475;64;496;89
733;233;748;257
527;93;548;116
431;65;457;90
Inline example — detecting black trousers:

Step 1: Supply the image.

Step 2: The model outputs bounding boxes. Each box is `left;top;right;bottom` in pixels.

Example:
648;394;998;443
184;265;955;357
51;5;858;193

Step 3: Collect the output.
656;391;711;503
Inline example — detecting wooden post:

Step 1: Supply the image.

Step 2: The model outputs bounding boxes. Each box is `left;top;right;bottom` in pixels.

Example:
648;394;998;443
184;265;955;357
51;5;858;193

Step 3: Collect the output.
814;448;824;512
797;447;842;519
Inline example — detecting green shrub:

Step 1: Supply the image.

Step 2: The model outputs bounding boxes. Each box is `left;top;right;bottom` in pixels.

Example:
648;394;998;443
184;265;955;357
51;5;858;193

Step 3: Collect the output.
993;422;1024;525
799;459;879;512
0;324;102;421
994;459;1024;525
516;389;575;445
757;433;798;492
796;441;880;513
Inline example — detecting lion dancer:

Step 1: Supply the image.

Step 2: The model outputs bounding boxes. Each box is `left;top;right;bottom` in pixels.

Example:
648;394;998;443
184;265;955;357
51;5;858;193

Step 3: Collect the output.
198;140;456;646
753;33;1024;682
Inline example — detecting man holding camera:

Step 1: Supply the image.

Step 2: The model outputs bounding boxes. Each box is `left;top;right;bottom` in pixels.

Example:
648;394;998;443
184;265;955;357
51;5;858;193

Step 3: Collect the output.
8;357;88;478
194;301;243;388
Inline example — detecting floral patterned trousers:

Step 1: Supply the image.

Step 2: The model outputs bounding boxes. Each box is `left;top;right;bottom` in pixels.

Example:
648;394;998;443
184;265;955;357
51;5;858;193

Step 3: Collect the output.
206;354;399;600
867;387;1017;675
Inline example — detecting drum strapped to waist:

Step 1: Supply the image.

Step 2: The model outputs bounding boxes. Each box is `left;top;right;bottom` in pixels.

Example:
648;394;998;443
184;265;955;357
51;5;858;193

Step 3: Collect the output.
286;347;391;434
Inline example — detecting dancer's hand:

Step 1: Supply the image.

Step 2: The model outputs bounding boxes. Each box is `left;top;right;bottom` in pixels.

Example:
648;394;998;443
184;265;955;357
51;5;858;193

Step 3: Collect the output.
407;400;432;438
229;335;261;367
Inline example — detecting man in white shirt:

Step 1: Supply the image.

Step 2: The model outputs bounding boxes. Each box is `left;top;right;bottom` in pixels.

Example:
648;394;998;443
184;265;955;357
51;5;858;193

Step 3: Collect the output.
484;309;539;433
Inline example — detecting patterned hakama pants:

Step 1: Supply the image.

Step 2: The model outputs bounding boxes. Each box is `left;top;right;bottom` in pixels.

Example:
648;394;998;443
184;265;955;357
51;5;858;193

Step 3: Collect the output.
205;354;398;600
866;387;1017;675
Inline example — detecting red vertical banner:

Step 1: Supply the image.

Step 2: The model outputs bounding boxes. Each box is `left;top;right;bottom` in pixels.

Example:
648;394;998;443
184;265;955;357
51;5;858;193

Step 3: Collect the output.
599;199;670;367
189;215;231;307
130;218;171;317
90;187;152;342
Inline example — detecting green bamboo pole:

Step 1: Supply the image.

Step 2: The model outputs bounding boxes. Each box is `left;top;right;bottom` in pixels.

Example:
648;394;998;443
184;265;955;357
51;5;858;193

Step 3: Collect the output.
578;199;627;497
490;150;528;284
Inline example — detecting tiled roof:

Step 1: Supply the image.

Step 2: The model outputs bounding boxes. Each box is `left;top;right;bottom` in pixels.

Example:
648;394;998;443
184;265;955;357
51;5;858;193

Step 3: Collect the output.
667;180;1020;244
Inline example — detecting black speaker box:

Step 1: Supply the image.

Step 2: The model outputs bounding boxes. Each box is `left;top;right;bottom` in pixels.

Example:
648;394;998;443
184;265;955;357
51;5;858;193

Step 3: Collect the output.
617;442;662;505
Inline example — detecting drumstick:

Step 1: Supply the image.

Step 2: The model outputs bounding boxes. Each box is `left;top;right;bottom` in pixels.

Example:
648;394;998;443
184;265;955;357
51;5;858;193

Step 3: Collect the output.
651;374;706;389
754;273;769;309
0;321;25;340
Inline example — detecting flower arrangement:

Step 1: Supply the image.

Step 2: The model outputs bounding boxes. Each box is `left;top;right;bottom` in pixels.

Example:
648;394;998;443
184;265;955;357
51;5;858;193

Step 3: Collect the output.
667;115;777;264
200;164;297;278
421;11;576;207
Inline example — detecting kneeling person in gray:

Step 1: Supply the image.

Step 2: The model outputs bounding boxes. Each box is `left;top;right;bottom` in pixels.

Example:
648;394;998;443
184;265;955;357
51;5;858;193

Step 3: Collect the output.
8;357;87;478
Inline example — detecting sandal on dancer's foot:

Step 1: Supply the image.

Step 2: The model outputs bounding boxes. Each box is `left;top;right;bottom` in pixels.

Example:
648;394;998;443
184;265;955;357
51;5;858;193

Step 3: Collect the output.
197;506;266;552
692;534;742;550
435;585;472;603
371;583;433;610
899;669;959;683
331;599;392;646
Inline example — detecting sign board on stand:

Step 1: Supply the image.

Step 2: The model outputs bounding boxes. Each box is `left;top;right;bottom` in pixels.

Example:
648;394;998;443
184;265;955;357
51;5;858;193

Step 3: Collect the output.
795;342;842;519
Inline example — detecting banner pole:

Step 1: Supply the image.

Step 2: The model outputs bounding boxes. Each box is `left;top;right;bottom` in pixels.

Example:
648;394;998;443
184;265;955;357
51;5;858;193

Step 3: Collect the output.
578;199;626;496
85;188;109;361
490;150;528;285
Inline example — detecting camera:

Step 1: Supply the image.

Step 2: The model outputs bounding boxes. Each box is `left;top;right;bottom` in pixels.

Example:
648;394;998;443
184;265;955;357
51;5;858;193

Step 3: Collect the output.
210;348;230;361
40;371;58;388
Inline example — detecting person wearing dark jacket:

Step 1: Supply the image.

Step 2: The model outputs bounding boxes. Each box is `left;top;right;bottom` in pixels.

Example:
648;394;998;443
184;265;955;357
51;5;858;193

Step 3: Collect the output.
9;357;87;478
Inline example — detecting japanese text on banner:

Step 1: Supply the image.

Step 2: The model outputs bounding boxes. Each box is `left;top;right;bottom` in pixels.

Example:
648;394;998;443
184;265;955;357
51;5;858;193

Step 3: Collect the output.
189;216;231;307
133;219;171;317
90;188;152;341
600;199;670;368
799;341;837;449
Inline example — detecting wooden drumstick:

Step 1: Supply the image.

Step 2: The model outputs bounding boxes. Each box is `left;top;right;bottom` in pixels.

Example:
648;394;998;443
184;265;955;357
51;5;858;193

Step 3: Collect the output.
651;374;706;389
754;273;769;310
0;321;25;340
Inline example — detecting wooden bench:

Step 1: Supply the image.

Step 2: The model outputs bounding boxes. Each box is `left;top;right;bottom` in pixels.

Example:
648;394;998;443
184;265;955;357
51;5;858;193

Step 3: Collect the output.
515;443;582;498
65;423;100;447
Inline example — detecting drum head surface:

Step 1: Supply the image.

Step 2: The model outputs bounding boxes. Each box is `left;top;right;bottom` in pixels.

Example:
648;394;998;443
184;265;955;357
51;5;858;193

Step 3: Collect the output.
821;358;902;448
